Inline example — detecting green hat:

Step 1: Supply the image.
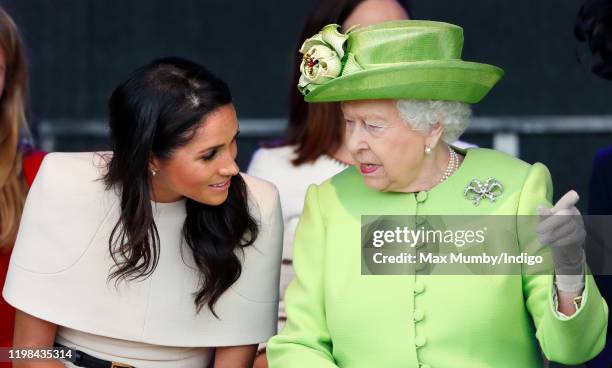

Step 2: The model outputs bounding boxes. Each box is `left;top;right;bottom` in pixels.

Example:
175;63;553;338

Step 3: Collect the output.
298;20;504;103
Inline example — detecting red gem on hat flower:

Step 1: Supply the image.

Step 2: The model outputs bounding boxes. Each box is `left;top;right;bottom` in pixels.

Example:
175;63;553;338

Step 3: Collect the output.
304;56;318;71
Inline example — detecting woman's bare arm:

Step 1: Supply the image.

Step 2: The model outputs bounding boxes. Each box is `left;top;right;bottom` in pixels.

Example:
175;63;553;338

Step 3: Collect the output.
12;310;63;368
213;344;257;368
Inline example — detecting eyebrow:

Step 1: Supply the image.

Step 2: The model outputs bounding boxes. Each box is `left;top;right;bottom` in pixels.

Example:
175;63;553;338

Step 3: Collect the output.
344;114;389;123
197;129;240;155
363;113;390;122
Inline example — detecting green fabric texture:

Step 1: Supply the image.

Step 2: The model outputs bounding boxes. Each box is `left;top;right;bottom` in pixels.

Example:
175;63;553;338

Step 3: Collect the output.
300;20;504;103
267;148;608;367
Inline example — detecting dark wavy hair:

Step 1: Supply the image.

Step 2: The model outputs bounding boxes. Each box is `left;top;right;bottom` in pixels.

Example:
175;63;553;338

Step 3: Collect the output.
575;0;612;79
102;57;258;316
283;0;412;165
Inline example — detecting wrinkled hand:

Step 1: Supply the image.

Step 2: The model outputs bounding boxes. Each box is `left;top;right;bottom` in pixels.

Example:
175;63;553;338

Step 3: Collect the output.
537;190;586;292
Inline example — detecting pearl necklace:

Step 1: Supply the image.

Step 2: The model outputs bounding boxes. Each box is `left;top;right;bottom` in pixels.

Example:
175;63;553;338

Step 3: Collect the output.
439;146;459;183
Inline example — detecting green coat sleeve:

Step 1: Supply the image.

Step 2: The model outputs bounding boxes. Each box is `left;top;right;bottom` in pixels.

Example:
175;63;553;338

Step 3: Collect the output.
518;163;608;364
267;185;338;367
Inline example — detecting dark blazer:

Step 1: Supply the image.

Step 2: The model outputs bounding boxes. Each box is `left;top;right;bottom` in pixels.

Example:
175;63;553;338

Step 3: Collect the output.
589;146;612;216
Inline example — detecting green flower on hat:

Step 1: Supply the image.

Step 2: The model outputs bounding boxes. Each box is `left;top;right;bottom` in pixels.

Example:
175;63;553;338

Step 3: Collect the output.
298;24;349;93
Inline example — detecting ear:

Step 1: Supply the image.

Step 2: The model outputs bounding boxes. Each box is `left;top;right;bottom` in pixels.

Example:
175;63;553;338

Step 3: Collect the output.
149;156;161;172
426;122;444;148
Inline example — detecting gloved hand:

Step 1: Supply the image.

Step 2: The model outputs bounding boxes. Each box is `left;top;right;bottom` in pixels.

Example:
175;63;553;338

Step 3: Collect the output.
537;190;586;293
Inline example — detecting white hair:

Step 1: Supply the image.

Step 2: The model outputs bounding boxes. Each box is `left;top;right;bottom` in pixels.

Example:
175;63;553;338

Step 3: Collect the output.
396;99;472;143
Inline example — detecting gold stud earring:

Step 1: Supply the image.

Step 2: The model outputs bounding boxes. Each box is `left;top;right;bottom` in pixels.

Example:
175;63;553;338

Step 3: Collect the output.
425;144;432;155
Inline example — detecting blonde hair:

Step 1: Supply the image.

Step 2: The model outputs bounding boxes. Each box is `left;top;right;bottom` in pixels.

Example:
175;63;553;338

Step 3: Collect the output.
0;7;29;247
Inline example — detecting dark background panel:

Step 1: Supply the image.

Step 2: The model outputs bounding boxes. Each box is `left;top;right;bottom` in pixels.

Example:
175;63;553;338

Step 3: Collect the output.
411;0;612;115
521;132;612;209
2;0;610;121
3;0;311;120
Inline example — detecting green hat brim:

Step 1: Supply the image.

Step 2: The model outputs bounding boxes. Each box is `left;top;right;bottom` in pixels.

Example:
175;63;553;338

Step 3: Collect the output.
303;60;504;104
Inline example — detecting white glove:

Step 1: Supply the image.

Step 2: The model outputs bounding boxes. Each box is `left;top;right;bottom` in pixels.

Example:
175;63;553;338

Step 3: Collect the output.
537;190;586;293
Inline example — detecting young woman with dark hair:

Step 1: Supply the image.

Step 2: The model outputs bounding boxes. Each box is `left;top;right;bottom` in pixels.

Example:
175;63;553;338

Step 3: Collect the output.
0;7;46;368
3;57;282;368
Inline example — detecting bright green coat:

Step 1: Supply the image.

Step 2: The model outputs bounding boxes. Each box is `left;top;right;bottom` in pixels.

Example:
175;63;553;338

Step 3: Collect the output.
268;148;608;367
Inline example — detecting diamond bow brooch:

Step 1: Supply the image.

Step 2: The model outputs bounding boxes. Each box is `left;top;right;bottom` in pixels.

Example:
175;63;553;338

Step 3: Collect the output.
464;178;504;206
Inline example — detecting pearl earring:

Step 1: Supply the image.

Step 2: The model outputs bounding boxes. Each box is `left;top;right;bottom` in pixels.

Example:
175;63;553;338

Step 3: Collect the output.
425;144;432;155
151;169;157;176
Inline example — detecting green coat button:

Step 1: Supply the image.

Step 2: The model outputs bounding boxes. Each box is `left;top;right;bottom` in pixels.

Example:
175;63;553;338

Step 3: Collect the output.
414;282;425;294
416;191;428;203
414;309;425;322
415;335;427;347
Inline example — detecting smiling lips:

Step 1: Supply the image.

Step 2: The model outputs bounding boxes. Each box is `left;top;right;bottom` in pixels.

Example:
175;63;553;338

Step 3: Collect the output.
359;163;380;175
209;179;231;191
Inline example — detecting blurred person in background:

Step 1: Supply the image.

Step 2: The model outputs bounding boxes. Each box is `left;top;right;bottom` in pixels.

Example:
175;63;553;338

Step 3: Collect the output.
577;0;612;366
3;57;282;368
248;1;411;367
0;7;45;368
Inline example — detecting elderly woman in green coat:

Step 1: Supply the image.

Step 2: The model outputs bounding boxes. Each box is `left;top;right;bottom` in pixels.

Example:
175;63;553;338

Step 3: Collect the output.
267;20;608;367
